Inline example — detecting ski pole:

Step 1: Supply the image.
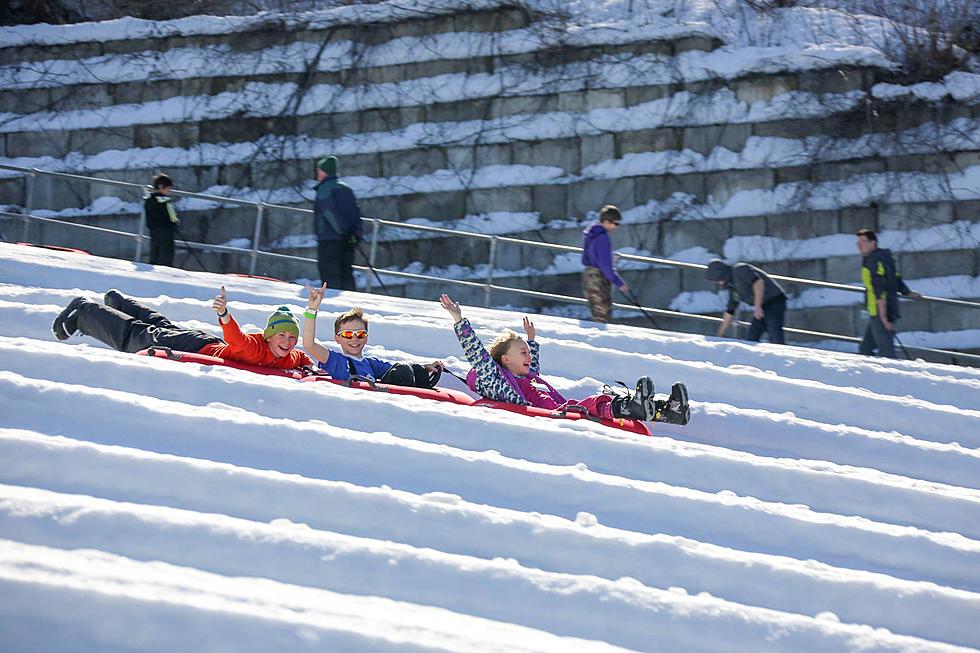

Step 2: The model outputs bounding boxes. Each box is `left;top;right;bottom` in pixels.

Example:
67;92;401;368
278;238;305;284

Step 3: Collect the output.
894;333;912;360
623;288;663;330
356;242;391;295
173;226;210;273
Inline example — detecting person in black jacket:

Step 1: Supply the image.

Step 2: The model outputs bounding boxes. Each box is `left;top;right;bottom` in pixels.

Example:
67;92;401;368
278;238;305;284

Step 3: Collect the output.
857;229;921;358
144;173;179;266
313;156;362;290
705;259;787;344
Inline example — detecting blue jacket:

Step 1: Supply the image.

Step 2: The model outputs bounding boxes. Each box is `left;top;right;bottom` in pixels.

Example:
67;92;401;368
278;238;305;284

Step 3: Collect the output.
318;350;392;381
581;223;624;287
314;176;362;242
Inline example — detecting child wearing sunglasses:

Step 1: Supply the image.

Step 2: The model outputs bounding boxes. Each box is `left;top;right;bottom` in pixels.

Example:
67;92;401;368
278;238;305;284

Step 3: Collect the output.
302;283;445;387
439;293;689;425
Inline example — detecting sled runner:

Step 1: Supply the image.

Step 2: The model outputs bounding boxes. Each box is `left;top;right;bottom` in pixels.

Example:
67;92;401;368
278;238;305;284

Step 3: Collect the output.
139;347;306;379
301;375;476;406
472;399;652;436
17;242;91;255
137;348;652;435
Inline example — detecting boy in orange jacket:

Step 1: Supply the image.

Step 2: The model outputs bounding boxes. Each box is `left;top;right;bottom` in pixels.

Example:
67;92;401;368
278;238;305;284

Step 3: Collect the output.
52;287;314;370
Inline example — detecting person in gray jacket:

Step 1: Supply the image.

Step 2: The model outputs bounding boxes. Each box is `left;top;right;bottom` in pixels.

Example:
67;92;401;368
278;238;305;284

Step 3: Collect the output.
705;259;787;344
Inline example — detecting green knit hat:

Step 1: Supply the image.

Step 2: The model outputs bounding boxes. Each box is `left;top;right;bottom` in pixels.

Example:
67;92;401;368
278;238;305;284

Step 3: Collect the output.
263;306;300;340
316;156;338;176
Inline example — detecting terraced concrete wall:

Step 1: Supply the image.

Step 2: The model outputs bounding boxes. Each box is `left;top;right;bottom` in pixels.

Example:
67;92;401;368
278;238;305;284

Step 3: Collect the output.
1;2;978;344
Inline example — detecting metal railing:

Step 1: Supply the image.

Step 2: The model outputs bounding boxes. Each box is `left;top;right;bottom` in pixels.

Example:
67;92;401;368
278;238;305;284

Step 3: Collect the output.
2;163;979;365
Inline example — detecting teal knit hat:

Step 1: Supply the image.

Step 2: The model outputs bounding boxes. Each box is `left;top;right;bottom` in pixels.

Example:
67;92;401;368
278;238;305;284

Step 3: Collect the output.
316;156;338;176
263;306;300;339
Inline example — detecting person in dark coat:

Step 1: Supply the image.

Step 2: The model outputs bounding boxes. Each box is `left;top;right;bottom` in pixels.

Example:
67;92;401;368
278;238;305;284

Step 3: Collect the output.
144;173;179;266
313;156;362;291
705;259;787;344
581;204;628;323
856;229;921;358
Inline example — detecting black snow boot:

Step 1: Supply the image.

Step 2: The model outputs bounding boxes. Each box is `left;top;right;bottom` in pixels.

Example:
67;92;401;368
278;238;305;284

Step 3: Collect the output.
51;296;86;340
610;376;656;421
653;383;690;425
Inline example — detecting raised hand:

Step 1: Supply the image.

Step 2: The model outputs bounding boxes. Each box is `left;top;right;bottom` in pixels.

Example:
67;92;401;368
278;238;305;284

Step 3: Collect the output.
439;294;463;323
212;285;228;316
306;282;327;310
523;316;536;341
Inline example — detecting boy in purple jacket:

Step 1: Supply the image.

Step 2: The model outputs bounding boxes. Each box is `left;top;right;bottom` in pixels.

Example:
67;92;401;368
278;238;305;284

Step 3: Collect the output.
581;204;628;323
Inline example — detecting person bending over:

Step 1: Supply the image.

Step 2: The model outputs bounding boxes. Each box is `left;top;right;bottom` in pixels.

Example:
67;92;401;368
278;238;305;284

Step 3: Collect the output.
439;293;689;425
52;287;314;370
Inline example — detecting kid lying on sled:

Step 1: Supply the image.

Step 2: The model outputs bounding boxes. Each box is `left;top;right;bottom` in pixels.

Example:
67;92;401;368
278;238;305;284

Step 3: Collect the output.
439;294;689;424
303;282;445;388
52;287;315;370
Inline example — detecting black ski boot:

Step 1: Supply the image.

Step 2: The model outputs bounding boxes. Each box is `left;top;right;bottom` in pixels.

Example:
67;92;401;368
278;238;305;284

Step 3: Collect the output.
51;296;86;340
103;288;126;312
653;382;690;425
610;376;656;421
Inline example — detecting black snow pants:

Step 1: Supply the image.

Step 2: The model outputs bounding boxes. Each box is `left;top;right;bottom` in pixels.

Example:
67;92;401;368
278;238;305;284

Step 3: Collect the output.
378;362;439;389
76;295;221;354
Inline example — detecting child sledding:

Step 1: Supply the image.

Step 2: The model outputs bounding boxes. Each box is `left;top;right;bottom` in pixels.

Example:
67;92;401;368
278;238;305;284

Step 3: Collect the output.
51;287;316;371
302;282;445;388
439;294;690;425
50;286;689;431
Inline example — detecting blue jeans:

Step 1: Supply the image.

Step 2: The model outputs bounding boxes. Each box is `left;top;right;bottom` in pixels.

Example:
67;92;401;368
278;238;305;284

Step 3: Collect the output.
746;295;786;344
860;317;896;358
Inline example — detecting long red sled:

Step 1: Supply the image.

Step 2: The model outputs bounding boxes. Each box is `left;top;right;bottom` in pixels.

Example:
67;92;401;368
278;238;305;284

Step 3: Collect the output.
138;348;651;436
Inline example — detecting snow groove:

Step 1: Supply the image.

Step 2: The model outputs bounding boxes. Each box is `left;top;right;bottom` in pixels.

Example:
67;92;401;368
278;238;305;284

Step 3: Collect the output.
0;243;977;651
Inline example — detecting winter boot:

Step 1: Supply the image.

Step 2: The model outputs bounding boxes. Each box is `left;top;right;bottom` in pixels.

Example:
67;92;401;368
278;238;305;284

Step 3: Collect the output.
51;296;86;340
610;376;656;421
653;382;690;425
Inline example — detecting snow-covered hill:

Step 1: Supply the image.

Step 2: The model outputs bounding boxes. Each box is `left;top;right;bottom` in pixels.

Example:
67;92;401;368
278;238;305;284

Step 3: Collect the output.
0;242;978;652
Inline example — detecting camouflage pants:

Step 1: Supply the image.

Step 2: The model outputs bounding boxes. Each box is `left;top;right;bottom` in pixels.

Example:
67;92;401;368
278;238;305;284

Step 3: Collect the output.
582;267;612;323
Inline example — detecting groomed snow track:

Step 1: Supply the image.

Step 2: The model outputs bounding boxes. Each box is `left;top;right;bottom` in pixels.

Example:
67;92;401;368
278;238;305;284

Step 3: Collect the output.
0;243;978;652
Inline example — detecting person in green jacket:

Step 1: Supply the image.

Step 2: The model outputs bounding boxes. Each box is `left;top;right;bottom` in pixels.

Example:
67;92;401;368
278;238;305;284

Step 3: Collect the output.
144;173;180;267
856;229;921;358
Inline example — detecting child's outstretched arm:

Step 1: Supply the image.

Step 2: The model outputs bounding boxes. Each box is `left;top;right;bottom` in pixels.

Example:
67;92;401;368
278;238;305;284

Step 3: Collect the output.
211;285;231;325
440;293;463;324
522;316;535;341
523;315;541;375
302;282;331;363
440;294;490;369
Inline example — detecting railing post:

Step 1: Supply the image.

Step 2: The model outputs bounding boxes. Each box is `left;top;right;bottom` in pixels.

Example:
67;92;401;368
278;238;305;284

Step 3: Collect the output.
22;171;35;242
365;218;381;293
250;203;265;276
485;236;498;308
134;185;147;262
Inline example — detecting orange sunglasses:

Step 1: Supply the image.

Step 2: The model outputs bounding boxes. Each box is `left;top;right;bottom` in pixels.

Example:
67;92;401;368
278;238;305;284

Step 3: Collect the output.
336;329;368;339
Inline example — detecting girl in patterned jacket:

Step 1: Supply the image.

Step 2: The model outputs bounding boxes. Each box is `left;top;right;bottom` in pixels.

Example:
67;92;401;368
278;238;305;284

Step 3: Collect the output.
439;294;689;425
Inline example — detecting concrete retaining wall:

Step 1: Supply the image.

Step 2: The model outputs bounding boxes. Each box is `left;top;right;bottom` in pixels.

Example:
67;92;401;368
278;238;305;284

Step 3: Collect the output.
1;2;978;349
